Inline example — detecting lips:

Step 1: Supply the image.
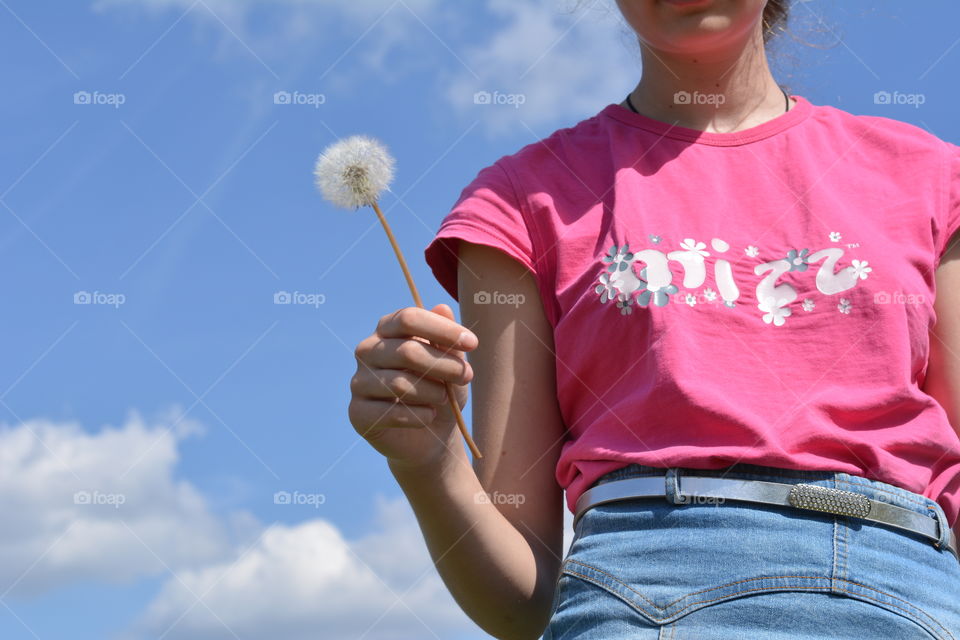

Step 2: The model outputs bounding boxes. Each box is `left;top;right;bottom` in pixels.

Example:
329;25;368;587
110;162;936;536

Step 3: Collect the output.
660;0;713;7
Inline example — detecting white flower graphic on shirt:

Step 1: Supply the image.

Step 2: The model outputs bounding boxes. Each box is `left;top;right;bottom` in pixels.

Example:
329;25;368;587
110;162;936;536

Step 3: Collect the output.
703;287;717;301
829;231;842;242
785;248;811;272
685;293;697;306
849;259;872;280
595;273;618;304
745;245;760;258
595;243;647;308
758;296;792;326
679;238;710;257
636;266;679;307
802;298;815;311
601;244;634;273
838;298;852;314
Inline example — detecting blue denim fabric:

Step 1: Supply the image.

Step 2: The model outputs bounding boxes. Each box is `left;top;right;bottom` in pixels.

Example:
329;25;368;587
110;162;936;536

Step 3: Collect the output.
543;463;960;639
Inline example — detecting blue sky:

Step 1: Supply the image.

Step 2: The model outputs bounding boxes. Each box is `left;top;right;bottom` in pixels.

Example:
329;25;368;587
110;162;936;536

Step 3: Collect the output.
0;1;958;638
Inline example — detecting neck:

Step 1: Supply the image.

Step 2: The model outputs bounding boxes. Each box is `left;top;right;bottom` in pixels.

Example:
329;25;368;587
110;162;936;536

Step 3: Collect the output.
624;32;792;133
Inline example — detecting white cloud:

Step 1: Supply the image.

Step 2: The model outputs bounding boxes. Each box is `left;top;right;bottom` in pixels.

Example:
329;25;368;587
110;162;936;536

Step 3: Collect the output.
0;413;478;638
2;412;573;638
444;0;641;135
91;0;438;18
90;0;640;135
125;495;481;640
0;411;251;597
89;0;442;58
89;0;451;96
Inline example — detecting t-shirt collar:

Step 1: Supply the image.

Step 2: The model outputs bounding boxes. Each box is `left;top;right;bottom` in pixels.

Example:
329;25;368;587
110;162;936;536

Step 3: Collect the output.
602;94;814;146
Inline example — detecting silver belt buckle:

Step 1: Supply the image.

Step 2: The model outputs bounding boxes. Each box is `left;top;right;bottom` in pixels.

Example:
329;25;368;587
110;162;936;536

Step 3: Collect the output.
787;483;872;519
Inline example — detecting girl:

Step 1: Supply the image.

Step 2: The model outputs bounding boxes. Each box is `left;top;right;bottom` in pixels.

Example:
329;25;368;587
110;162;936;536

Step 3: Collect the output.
350;0;960;637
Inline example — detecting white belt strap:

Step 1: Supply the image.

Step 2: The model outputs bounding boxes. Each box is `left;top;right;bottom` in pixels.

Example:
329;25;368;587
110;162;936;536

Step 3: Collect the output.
573;475;959;560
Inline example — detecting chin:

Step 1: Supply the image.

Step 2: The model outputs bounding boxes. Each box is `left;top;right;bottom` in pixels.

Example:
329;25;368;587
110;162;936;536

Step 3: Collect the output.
658;20;737;50
618;0;762;54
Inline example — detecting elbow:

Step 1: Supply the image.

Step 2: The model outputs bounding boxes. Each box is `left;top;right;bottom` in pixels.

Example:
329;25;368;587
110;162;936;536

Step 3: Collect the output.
481;599;554;640
504;570;560;639
471;567;558;640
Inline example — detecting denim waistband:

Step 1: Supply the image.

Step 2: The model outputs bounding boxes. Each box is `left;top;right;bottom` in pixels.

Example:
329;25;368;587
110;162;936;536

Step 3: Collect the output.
590;463;951;547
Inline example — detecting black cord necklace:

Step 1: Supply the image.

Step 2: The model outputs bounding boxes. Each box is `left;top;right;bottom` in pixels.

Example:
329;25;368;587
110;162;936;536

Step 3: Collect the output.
625;87;791;117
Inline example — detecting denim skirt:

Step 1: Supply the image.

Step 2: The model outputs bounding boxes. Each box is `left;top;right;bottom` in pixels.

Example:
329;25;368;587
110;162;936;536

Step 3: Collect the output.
543;463;960;639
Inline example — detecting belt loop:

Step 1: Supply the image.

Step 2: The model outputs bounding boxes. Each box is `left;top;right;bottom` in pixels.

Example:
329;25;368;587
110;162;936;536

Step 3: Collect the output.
926;503;950;551
665;468;687;504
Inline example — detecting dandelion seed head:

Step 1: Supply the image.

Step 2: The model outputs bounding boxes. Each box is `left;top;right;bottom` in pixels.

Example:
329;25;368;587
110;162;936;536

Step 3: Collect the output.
314;135;395;209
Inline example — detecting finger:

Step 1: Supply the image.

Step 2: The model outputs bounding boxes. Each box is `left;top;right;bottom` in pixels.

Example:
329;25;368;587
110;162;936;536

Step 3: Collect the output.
367;338;473;385
357;368;450;406
377;306;478;352
353;397;437;432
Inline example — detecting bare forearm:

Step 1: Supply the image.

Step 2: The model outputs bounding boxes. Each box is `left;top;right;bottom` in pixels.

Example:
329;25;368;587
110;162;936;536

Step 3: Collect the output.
389;450;556;639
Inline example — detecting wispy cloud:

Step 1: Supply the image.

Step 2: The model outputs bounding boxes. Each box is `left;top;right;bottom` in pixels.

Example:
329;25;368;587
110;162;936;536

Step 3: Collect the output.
91;0;641;136
444;0;640;135
90;0;442;57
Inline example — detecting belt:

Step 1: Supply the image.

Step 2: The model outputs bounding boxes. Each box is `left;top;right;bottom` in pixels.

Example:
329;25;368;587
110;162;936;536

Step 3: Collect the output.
573;474;959;560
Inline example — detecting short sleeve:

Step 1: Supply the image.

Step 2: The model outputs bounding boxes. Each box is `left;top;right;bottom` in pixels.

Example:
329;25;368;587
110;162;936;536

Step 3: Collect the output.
423;159;537;301
937;142;960;268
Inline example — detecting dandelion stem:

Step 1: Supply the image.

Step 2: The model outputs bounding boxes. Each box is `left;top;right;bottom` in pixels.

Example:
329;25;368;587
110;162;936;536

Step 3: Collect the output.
369;199;483;459
370;199;424;308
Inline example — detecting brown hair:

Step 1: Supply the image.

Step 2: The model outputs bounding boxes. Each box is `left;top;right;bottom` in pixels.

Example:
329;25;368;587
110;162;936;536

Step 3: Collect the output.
762;0;790;44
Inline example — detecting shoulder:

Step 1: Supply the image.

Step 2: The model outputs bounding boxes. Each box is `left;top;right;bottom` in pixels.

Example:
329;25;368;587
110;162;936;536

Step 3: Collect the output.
492;105;616;181
808;100;951;157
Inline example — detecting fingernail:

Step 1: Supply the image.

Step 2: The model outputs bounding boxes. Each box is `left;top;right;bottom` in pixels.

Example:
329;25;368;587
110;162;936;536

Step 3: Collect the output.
458;331;478;348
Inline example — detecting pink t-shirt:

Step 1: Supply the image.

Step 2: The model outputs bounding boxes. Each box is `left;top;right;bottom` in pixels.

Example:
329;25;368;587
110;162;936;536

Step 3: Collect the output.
423;95;960;525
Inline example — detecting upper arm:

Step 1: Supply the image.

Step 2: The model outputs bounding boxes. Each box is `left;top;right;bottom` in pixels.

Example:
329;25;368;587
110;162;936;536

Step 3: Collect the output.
926;230;960;439
455;240;567;576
